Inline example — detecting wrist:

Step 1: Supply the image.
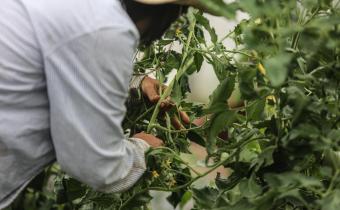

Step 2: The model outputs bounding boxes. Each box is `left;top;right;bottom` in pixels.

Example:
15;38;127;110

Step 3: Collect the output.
130;75;147;90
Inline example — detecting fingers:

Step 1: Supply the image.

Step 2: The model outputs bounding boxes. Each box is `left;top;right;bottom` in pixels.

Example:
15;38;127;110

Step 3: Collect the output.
149;94;161;104
179;111;190;124
171;116;184;130
133;132;164;148
169;111;190;130
141;77;160;103
141;77;173;108
160;96;174;111
193;116;208;127
140;77;191;129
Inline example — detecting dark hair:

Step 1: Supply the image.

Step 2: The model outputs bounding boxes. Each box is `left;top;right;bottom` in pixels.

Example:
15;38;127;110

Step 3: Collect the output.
121;0;187;45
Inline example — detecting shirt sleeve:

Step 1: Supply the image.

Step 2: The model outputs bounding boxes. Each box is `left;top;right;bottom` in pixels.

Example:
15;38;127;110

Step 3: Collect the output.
44;27;149;193
127;75;146;108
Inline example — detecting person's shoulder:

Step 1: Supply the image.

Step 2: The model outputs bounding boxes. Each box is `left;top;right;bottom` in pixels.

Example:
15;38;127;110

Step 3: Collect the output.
22;0;139;53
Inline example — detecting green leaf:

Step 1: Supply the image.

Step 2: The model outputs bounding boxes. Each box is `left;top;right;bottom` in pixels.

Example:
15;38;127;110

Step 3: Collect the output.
179;191;192;208
210;199;256;210
194;53;204;72
167;190;188;208
320;189;340;210
264;53;292;87
217;162;250;191
90;195;120;208
172;80;183;104
239;175;262;198
254;146;276;171
187;130;206;147
207;110;237;154
195;13;218;43
164;51;182;73
265;172;322;190
324;149;340;169
239;68;257;100
192;187;219;209
208;56;232;82
208;75;236;110
238;0;281;18
204;103;230;114
197;0;238;19
122;192;153;210
246;99;266;121
55;177;68;204
63;178;87;202
188;52;204;74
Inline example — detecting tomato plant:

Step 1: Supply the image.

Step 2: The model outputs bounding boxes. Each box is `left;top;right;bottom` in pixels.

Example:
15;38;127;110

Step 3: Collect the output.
11;0;339;210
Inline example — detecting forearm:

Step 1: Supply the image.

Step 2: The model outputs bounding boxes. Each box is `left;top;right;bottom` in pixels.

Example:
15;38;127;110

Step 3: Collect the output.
96;138;150;193
45;27;149;193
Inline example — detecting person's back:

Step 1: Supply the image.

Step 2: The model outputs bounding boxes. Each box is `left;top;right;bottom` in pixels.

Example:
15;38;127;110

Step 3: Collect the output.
0;0;53;204
0;0;144;207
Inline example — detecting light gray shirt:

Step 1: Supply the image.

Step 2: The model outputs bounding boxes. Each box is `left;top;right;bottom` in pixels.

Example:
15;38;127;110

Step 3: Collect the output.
0;0;149;208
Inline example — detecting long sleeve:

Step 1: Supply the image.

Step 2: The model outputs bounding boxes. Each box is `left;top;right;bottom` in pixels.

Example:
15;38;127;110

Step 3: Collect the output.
44;27;149;193
127;75;146;107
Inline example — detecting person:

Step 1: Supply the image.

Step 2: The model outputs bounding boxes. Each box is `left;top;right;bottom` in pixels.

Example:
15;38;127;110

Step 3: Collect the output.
0;0;210;208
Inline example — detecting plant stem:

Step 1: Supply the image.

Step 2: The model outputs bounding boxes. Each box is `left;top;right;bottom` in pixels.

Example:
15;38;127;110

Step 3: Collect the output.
133;105;156;123
149;124;204;133
146;17;197;133
324;169;340;196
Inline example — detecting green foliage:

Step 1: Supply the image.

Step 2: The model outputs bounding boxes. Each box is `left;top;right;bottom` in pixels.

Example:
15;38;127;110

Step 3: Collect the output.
15;1;340;209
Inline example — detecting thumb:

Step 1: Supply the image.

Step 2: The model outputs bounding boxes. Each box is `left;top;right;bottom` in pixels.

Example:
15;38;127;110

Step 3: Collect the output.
148;93;161;103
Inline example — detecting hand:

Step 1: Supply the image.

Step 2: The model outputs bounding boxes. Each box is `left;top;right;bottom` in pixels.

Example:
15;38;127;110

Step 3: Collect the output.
141;76;171;109
141;76;190;128
192;116;208;127
171;112;191;130
133;132;164;148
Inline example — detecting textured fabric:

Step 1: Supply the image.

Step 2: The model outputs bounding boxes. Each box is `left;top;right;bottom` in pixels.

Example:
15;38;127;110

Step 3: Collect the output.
130;75;146;90
0;179;31;210
0;0;149;208
128;75;146;104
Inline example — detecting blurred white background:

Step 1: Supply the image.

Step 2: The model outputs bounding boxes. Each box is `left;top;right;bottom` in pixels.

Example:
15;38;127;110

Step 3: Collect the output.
187;12;248;104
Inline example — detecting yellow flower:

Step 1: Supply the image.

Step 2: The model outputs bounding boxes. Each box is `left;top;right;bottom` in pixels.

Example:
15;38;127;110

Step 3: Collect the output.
257;63;267;75
255;18;262;25
175;28;182;37
266;95;277;103
165;159;172;167
152;170;160;178
168;179;177;187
